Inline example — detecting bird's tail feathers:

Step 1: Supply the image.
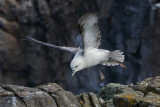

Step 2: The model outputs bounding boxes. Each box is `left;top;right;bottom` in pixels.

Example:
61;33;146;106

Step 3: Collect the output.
104;50;126;68
110;50;124;62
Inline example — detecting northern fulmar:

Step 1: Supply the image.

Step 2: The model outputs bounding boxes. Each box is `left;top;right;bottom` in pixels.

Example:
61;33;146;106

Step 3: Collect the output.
25;13;126;77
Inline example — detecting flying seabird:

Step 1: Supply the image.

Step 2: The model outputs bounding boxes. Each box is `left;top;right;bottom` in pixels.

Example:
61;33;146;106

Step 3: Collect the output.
25;13;126;77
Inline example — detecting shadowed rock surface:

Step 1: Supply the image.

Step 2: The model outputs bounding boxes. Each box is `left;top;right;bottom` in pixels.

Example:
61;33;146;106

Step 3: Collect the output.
98;76;160;107
0;76;160;107
0;83;101;107
0;0;160;94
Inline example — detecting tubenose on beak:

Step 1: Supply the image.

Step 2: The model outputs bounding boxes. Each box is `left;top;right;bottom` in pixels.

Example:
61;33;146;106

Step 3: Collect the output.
72;71;76;77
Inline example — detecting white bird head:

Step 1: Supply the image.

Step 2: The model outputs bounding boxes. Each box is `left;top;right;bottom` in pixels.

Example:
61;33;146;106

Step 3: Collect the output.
70;57;84;76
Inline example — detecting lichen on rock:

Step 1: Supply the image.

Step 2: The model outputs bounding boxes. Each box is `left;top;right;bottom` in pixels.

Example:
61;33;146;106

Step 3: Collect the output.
98;76;160;107
98;83;127;100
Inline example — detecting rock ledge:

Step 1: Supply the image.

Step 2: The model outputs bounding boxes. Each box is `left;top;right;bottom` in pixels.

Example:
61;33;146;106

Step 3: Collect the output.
1;76;160;107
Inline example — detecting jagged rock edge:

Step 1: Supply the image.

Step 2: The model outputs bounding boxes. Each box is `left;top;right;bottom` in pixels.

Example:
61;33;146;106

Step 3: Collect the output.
0;85;27;107
37;87;60;107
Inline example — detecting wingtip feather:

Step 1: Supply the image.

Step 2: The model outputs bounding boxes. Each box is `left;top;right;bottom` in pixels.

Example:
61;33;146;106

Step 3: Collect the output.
78;13;98;26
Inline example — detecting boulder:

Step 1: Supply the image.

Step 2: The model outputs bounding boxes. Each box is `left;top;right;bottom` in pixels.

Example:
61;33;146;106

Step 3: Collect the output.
0;83;81;107
0;76;160;106
0;86;25;107
98;76;160;107
0;83;101;107
76;92;102;107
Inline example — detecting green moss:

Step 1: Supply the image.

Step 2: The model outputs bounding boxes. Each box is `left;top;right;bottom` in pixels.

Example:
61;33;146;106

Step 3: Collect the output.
98;83;126;100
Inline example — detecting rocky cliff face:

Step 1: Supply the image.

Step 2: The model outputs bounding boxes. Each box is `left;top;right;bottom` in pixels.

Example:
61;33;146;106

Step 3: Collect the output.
0;83;102;107
0;76;160;107
98;76;160;107
0;0;160;94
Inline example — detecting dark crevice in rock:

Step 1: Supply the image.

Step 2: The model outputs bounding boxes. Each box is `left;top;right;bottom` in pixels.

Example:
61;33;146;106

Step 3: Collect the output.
31;0;54;77
32;0;48;32
0;85;27;107
88;94;96;107
80;94;85;106
45;0;63;26
37;87;60;107
45;0;54;22
76;95;83;107
49;95;60;107
32;0;49;45
76;93;87;107
130;85;148;96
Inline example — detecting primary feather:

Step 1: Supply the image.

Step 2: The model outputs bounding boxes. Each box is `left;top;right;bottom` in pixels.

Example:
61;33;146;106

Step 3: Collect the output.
78;13;101;53
24;37;80;54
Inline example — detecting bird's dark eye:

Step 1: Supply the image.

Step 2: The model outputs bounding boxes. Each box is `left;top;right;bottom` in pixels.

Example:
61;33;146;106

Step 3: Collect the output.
75;65;78;68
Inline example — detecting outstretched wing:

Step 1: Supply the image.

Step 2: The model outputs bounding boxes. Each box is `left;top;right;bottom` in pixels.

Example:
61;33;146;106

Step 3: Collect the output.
24;37;80;54
78;13;101;53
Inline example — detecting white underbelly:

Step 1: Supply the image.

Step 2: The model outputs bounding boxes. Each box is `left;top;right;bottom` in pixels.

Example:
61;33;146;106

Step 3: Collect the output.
84;49;109;67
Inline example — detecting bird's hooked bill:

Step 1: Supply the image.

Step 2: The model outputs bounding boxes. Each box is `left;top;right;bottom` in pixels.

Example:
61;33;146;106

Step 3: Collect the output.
72;71;76;77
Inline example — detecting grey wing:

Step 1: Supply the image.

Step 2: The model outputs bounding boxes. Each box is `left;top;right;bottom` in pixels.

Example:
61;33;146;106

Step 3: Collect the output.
101;58;119;66
24;37;80;54
101;58;126;68
101;50;126;68
78;13;101;53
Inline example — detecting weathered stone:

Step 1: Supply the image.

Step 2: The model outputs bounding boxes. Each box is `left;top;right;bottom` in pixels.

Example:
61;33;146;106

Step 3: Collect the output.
98;98;105;107
98;76;160;107
2;85;57;107
78;93;92;107
88;92;101;107
37;83;64;92
52;90;81;107
140;92;160;107
0;86;26;107
0;76;160;106
103;99;114;107
38;83;81;107
113;89;144;107
77;91;111;107
98;83;127;100
131;85;148;95
0;17;20;35
137;76;160;94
